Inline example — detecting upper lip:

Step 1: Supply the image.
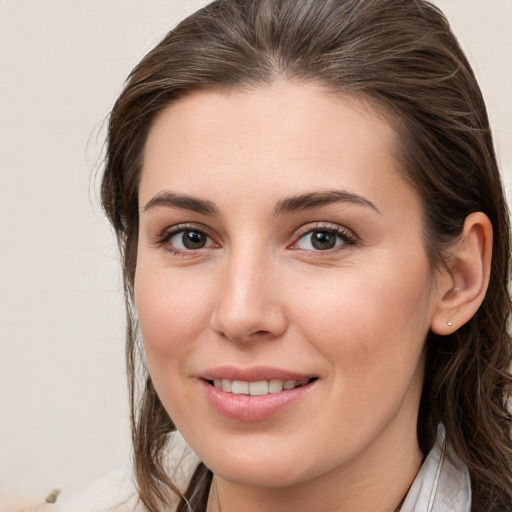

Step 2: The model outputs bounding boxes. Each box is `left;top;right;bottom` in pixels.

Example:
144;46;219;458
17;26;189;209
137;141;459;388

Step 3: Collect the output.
200;366;317;382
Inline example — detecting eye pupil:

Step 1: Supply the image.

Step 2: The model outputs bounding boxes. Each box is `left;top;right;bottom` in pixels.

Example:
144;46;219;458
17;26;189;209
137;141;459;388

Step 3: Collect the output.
183;231;206;249
311;231;336;250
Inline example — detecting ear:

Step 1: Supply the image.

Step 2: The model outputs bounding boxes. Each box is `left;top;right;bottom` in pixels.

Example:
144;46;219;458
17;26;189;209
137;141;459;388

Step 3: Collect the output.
430;212;493;335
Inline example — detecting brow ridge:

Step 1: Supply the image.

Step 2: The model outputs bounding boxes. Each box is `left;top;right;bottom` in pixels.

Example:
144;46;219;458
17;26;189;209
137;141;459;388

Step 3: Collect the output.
143;191;220;216
273;190;381;216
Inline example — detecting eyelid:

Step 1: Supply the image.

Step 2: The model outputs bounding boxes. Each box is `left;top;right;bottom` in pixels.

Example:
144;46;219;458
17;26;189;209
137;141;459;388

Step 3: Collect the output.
154;223;219;253
289;222;358;251
153;221;357;255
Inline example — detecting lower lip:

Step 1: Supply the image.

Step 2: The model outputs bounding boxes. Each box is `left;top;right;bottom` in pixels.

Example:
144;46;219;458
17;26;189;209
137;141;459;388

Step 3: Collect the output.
202;380;315;422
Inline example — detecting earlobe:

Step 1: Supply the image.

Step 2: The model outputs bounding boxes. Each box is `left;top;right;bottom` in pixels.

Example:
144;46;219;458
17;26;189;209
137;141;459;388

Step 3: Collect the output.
430;212;493;336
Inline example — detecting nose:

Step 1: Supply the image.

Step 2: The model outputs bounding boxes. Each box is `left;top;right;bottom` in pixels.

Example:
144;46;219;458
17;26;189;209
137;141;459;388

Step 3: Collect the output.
210;250;288;343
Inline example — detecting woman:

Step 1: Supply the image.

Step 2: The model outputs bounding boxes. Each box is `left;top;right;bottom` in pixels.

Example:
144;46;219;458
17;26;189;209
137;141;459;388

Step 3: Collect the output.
34;0;512;511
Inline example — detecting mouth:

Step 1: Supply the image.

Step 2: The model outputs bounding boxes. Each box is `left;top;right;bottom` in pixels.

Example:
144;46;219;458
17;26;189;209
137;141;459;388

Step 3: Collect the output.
209;377;317;396
201;373;318;422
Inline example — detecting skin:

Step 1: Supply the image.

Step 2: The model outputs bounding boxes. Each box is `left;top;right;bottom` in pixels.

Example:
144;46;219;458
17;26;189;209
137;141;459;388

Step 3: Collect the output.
135;81;452;512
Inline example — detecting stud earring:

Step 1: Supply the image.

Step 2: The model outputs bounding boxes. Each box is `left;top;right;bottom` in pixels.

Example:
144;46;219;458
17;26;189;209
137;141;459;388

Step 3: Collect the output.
447;320;453;327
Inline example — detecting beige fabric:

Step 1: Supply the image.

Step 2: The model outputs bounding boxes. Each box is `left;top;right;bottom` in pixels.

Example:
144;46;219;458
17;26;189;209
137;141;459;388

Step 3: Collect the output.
12;432;197;512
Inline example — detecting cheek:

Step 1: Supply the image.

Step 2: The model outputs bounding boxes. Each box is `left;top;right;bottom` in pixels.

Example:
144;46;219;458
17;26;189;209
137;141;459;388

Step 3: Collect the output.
293;254;434;379
134;265;211;368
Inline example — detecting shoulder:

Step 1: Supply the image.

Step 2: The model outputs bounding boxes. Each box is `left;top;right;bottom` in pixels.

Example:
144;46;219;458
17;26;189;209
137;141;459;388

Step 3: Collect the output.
10;433;198;512
8;467;143;512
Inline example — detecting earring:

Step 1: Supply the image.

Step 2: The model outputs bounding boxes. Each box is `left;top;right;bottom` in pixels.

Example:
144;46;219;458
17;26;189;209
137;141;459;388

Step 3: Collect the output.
447;320;453;327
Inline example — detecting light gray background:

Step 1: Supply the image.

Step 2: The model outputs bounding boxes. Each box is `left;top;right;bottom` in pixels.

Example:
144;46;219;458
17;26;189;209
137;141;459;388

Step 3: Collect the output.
1;0;511;506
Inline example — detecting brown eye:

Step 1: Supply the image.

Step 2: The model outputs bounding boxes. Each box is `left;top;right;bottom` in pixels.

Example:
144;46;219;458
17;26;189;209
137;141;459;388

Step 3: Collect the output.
310;231;337;250
293;226;356;252
180;230;207;249
165;229;215;251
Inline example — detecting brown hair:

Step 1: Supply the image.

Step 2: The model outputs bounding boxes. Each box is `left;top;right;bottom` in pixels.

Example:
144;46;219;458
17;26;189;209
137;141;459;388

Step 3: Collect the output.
101;1;512;510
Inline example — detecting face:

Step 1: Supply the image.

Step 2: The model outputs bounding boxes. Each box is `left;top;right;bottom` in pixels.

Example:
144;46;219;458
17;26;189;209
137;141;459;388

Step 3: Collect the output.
135;82;443;490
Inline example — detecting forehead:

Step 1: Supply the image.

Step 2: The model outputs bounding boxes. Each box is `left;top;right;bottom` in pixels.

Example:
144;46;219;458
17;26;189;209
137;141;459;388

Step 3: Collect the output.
140;81;416;217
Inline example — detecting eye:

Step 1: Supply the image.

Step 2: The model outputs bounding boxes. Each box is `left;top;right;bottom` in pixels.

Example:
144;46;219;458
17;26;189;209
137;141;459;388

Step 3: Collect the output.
292;226;356;252
171;230;209;250
157;227;217;253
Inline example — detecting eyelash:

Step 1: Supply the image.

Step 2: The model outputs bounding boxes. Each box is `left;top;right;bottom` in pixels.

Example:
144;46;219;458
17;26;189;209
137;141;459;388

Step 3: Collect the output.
154;222;357;256
155;224;217;256
290;223;357;253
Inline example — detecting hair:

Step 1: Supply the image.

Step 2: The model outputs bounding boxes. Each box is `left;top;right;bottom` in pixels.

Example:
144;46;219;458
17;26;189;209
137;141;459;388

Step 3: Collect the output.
100;0;512;510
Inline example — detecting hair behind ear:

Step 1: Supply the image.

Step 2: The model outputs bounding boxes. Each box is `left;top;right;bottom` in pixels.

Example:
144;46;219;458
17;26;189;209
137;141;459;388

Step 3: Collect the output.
420;210;511;510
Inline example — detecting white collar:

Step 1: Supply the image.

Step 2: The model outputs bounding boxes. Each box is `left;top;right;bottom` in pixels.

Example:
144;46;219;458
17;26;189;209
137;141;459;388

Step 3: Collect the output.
400;424;471;512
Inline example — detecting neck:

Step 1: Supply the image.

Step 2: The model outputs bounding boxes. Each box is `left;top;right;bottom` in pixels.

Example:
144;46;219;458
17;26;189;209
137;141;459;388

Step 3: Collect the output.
206;424;422;512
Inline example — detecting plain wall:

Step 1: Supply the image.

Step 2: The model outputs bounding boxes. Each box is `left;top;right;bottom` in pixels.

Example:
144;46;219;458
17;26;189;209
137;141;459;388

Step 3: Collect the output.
1;0;511;506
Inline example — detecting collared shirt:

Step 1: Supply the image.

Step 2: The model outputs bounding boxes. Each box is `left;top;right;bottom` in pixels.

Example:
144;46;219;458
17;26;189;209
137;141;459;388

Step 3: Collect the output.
28;426;471;512
401;425;471;512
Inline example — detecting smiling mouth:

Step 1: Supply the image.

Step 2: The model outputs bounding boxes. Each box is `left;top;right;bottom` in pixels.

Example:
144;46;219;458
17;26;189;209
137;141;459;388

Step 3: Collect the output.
209;377;317;396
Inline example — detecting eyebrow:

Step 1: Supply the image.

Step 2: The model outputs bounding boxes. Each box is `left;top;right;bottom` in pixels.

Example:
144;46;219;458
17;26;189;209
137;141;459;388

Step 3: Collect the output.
142;189;380;217
143;191;220;216
273;190;381;216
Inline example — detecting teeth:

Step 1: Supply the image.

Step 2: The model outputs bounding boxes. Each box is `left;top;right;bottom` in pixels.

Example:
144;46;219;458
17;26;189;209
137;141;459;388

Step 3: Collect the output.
283;380;296;390
221;379;232;392
269;379;284;393
231;380;249;394
212;378;311;395
249;381;269;396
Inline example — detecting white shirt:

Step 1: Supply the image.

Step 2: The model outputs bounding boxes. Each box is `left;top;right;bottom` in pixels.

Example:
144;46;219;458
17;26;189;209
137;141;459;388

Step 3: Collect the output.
26;426;471;512
401;425;471;512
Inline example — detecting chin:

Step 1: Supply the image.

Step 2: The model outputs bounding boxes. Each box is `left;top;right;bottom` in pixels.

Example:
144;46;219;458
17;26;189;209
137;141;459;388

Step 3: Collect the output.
210;458;312;489
192;435;330;489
